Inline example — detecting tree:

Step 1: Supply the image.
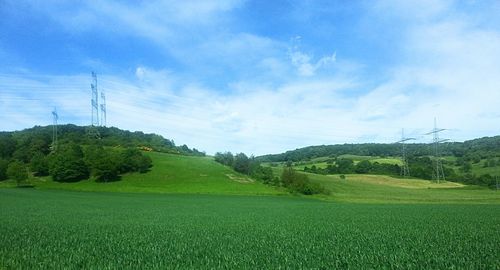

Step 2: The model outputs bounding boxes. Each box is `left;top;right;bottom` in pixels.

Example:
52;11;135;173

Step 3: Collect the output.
49;143;89;182
355;160;372;174
214;152;234;167
7;161;29;186
336;158;354;174
30;152;49;176
0;134;16;159
461;162;472;173
233;153;250;174
118;148;152;173
93;151;120;182
0;158;9;181
280;165;327;195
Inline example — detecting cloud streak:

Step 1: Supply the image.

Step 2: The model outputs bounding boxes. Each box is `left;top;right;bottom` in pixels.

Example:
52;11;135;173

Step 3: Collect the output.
1;0;499;155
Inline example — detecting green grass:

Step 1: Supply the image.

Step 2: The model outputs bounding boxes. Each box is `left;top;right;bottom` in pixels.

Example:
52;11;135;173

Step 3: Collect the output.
269;166;500;204
0;188;498;269
471;163;500;176
309;173;500;204
285;154;402;170
26;152;284;196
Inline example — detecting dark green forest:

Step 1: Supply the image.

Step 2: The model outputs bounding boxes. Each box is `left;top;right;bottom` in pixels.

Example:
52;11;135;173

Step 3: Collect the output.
257;136;500;188
0;125;205;184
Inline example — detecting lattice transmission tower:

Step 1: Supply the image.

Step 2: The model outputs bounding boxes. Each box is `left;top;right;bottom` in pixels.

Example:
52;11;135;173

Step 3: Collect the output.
425;118;449;183
88;71;102;139
51;107;58;152
91;71;99;126
396;128;415;178
100;86;106;127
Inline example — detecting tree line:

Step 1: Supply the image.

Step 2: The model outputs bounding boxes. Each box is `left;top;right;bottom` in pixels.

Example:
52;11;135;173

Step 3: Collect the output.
257;136;500;163
214;152;328;195
0;124;209;185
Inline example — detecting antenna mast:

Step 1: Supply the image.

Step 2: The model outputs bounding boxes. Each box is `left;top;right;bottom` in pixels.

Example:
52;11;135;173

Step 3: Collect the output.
396;128;415;178
425;118;448;183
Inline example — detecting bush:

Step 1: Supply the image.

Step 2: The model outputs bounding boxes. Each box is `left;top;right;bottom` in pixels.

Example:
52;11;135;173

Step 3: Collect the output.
119;148;152;173
0;159;9;181
7;161;29;186
30;152;49;176
49;143;89;182
281;166;327;195
93;152;120;182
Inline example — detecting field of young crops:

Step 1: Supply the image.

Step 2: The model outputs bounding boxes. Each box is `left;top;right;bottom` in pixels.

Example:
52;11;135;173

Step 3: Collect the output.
1;189;499;269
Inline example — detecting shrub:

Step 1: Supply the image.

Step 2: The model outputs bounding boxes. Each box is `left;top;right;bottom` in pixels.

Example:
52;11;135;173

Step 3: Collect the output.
30;152;49;176
0;159;9;181
49;143;89;182
7;161;29;186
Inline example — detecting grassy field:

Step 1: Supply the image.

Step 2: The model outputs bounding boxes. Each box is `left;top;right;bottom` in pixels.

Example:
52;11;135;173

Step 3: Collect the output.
309;173;499;203
0;188;498;269
21;152;284;196
285;154;402;171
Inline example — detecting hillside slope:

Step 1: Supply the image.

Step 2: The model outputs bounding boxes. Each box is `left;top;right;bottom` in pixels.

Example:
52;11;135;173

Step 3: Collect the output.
26;152;285;195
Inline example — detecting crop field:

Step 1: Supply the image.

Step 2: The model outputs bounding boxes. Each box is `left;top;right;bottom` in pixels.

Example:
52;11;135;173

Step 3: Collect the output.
1;189;499;269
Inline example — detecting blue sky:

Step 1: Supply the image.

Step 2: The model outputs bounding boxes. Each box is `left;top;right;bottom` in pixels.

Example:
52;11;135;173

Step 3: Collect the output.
1;0;500;155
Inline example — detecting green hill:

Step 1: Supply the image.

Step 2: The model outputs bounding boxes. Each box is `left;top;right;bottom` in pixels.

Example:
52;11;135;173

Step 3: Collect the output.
12;152;284;196
1;151;498;203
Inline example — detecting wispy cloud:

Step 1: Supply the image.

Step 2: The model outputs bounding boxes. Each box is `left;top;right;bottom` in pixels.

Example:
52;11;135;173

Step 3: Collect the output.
1;0;499;155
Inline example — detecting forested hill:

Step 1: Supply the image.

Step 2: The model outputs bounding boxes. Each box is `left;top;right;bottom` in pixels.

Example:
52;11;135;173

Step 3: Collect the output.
0;124;205;160
256;136;500;162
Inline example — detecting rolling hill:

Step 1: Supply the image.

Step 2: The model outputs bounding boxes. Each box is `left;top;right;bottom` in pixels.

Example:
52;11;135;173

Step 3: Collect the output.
18;152;285;196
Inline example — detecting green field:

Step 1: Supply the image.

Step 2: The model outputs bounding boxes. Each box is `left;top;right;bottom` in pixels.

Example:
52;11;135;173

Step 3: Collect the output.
1;188;499;269
19;152;284;196
284;154;402;171
1;152;499;268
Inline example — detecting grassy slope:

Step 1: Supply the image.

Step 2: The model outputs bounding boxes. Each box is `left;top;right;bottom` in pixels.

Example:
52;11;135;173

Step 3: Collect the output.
311;174;499;204
268;166;500;204
1;152;498;203
1;189;498;269
27;152;284;196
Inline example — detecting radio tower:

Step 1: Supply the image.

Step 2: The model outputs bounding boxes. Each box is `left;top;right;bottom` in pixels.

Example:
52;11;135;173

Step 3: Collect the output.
425;118;449;183
100;87;106;127
91;71;99;126
396;128;415;178
51;107;58;152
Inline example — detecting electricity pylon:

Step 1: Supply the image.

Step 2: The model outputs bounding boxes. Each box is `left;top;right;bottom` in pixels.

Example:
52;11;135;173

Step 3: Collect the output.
425;118;449;183
396;128;415;178
51;107;58;152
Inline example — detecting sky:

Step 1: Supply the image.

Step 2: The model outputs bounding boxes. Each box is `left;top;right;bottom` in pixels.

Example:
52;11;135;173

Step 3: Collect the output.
1;0;499;155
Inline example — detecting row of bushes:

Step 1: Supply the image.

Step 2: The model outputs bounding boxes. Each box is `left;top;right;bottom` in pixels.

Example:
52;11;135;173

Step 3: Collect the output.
214;152;328;195
0;142;153;184
303;159;399;175
282;165;328;195
214;152;275;184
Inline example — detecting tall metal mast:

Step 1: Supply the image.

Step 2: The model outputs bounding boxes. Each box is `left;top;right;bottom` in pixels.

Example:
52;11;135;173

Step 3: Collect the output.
51;107;58;152
91;71;99;126
425;118;448;183
396;128;415;178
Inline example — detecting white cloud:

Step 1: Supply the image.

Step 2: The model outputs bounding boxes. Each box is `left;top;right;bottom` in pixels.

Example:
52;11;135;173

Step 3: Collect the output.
288;39;337;77
1;0;500;155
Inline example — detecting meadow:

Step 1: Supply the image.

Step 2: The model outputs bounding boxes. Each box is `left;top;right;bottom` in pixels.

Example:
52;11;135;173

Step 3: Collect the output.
22;152;284;196
1;188;499;269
